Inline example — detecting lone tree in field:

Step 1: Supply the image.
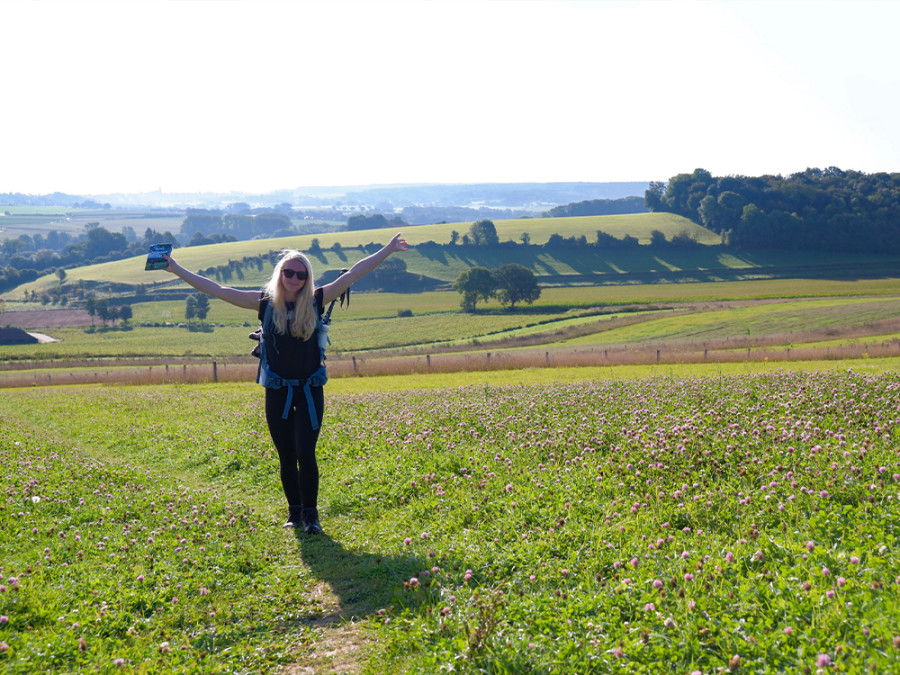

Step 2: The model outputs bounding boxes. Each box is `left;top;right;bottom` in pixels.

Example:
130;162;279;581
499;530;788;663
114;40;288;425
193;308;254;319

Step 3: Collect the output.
185;295;197;323
195;294;210;323
186;293;210;325
453;266;496;312
493;263;540;310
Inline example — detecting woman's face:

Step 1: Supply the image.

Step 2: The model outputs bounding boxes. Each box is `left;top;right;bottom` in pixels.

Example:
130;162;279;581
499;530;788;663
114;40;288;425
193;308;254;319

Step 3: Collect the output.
280;259;309;297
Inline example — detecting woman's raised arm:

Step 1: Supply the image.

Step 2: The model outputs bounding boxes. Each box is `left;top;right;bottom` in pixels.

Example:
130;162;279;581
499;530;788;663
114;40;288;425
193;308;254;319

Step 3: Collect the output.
164;254;260;310
321;233;408;305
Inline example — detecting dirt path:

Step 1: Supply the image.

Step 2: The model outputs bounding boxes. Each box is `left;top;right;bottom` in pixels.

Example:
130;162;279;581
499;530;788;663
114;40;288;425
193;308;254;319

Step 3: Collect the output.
276;528;403;675
281;581;368;674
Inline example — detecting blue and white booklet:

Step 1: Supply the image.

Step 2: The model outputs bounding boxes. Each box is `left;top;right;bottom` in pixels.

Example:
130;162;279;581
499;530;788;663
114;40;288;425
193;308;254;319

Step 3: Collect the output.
145;243;173;271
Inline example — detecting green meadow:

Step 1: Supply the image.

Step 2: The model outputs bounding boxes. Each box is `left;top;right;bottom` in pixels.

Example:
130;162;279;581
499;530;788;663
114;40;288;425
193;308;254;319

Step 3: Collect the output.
4;205;900;674
2;366;899;673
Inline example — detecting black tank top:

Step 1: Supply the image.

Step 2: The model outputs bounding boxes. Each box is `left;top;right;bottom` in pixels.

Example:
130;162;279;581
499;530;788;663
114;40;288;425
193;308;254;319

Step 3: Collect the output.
258;288;324;380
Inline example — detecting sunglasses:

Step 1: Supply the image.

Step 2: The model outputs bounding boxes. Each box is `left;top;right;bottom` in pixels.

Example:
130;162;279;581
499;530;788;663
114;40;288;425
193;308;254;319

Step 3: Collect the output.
282;268;308;280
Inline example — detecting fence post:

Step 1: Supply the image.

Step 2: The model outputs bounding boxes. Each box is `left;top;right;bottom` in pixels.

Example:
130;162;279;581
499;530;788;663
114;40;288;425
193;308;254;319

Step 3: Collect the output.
426;354;431;368
704;349;708;359
656;349;660;362
213;361;218;382
352;356;358;373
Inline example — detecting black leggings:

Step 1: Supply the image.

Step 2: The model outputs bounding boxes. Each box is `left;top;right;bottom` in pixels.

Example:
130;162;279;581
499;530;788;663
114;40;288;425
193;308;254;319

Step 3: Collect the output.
264;385;324;509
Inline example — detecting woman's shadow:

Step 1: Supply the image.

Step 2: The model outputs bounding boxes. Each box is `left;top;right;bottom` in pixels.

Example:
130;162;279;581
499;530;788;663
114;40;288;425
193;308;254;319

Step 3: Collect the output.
291;530;431;625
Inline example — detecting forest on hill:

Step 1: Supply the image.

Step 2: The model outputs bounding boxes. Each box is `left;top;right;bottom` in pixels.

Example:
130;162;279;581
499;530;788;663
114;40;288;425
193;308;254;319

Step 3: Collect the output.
646;167;900;253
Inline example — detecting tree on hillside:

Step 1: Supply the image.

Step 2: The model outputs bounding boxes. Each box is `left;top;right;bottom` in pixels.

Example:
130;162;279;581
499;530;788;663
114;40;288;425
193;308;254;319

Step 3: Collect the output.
347;213;390;231
368;257;408;288
649;230;668;248
493;263;540;310
453;266;496;313
644;181;666;212
84;226;128;260
468;220;500;247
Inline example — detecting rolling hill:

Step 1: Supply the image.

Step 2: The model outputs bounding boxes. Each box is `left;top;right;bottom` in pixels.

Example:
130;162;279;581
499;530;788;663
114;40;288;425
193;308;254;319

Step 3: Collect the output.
4;212;900;302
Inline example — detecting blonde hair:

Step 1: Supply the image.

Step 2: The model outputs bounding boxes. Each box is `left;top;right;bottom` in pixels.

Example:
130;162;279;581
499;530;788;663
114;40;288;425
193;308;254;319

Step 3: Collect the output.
262;250;317;340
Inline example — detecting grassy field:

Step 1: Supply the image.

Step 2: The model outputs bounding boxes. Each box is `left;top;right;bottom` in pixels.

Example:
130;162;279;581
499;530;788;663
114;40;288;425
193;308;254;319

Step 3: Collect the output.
1;365;898;673
4;282;900;370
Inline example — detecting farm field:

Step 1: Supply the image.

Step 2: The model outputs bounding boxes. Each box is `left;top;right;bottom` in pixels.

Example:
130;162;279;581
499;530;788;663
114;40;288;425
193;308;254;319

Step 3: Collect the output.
1;367;898;673
4;286;900;378
0;208;185;243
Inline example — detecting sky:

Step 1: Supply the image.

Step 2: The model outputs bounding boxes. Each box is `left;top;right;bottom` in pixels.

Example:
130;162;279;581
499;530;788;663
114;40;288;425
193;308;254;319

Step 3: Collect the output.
3;0;899;196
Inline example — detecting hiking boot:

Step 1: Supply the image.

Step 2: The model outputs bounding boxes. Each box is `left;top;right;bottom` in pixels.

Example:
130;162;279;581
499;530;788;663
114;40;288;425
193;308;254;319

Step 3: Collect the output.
302;507;323;535
283;505;303;529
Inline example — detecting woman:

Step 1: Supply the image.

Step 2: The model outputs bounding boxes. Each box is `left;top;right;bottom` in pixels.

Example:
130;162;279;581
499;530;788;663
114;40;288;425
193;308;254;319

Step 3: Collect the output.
163;233;408;533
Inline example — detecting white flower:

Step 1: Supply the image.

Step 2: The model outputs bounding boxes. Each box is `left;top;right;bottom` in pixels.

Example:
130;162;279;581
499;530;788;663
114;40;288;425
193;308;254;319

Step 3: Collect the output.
31;496;41;504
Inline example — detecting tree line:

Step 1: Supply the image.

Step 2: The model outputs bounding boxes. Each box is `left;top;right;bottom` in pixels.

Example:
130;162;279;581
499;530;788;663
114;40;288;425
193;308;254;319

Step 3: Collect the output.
645;167;900;253
0;225;179;294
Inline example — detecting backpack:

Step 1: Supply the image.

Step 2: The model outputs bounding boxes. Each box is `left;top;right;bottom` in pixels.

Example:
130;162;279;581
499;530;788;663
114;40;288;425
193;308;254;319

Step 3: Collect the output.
250;282;349;428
